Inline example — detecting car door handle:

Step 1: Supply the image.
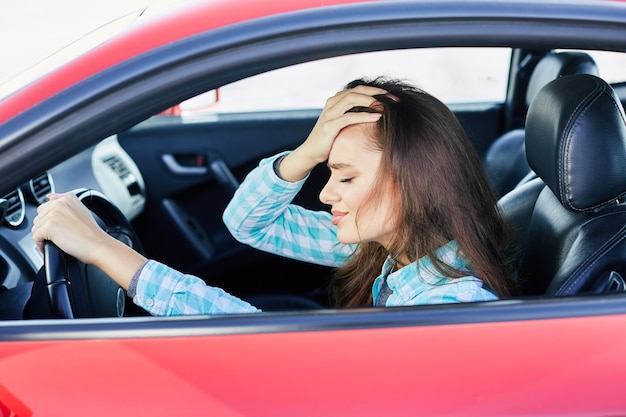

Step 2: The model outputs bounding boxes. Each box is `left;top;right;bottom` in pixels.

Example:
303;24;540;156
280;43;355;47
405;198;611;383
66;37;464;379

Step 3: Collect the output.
161;153;239;192
161;154;208;175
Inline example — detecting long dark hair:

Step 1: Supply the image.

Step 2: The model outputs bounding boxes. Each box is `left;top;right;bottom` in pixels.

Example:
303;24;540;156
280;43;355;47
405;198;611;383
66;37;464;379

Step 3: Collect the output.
331;77;516;307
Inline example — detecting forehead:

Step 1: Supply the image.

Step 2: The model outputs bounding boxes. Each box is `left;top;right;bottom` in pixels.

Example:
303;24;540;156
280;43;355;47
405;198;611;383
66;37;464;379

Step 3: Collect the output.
329;123;380;167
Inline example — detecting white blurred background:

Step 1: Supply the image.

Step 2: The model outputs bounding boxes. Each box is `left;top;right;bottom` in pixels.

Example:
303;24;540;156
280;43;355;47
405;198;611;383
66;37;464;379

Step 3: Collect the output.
0;0;149;85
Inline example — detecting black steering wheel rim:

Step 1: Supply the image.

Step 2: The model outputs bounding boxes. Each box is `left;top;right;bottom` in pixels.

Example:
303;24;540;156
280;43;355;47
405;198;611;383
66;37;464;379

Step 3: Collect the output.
44;188;144;319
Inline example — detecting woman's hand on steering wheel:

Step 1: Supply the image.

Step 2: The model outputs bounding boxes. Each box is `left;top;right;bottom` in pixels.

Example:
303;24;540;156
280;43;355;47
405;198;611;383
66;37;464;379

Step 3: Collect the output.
31;191;110;265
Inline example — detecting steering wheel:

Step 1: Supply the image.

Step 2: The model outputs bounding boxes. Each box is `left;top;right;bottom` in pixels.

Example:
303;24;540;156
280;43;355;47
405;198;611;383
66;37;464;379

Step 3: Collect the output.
44;188;145;319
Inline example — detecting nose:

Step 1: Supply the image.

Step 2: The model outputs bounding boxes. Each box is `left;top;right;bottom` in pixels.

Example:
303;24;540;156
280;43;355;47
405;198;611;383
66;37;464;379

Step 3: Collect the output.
319;179;339;205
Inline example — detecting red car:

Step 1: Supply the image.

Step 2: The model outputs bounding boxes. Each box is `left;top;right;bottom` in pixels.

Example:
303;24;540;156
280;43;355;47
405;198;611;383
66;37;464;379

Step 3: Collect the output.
1;0;626;415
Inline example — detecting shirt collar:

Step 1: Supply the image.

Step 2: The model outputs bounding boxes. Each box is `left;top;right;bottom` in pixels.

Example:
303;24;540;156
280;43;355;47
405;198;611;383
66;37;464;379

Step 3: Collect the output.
383;240;473;299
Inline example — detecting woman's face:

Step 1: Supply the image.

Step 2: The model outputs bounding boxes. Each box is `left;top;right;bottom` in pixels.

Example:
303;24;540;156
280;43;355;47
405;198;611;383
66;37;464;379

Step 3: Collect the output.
319;123;399;249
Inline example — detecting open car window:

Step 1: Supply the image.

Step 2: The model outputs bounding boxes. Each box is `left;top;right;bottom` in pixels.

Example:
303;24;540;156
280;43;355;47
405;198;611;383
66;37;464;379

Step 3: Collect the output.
178;47;512;116
563;49;626;84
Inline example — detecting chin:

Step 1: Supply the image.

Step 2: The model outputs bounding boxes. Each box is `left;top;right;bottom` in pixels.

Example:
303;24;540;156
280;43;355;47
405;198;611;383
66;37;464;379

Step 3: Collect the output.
336;232;357;245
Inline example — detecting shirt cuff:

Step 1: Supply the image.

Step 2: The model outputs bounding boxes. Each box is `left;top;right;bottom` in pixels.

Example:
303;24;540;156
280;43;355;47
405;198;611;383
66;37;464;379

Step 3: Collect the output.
127;259;149;298
273;154;287;179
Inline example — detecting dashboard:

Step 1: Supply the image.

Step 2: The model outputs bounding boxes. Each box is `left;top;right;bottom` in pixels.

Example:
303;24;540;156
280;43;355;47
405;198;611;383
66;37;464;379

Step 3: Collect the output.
0;136;146;292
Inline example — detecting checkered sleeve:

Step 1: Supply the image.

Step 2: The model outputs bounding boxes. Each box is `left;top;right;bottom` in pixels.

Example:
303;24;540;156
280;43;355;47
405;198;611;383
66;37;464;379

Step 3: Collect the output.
133;260;261;315
223;152;355;266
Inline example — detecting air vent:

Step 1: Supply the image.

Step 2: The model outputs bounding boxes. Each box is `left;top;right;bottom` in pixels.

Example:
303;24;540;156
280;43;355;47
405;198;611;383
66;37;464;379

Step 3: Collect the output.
28;172;55;205
2;188;25;228
103;155;129;177
102;155;141;196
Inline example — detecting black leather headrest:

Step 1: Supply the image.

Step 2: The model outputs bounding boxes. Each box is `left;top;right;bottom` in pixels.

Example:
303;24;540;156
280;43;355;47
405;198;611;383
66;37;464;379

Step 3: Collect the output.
526;74;626;212
525;52;599;107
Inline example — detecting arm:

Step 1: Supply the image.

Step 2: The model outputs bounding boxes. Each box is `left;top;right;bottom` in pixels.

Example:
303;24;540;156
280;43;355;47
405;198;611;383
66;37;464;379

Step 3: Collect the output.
31;192;259;316
131;260;259;315
223;85;386;265
31;192;145;291
277;85;385;182
223;153;354;266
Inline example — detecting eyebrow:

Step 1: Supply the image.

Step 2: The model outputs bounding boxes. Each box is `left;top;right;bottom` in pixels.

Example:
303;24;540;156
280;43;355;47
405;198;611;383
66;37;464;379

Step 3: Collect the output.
327;162;353;170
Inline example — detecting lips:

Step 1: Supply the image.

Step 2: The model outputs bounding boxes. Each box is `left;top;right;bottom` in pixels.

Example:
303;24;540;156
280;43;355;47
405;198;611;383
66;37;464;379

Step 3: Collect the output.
331;210;348;225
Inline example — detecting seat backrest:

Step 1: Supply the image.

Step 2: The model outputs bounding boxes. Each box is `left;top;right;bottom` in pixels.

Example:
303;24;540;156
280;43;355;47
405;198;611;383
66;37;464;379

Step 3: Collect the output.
500;73;626;297
484;51;599;198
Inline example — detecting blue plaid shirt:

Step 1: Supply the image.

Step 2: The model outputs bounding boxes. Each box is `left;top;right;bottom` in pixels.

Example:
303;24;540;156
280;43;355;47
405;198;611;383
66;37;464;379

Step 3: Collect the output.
223;152;496;306
130;260;259;315
130;152;496;316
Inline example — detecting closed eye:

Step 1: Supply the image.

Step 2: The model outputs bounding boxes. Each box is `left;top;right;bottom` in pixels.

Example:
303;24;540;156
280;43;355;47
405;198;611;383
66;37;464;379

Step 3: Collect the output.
340;178;354;183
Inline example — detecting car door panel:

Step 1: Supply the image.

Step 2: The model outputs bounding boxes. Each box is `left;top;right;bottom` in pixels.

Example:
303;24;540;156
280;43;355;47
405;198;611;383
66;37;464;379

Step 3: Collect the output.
2;297;626;416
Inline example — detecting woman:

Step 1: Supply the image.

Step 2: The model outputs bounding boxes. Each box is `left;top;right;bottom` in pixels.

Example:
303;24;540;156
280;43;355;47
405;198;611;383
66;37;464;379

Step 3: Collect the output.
223;77;514;307
31;77;514;315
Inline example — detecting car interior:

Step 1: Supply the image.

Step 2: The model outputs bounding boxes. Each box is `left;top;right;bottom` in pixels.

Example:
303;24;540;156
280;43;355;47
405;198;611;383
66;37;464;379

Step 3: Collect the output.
484;51;601;198
1;45;626;319
500;73;626;296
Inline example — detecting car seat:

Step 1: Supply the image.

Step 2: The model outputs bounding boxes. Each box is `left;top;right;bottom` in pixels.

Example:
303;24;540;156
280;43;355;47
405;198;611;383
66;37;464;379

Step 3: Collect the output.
499;73;626;297
484;51;599;198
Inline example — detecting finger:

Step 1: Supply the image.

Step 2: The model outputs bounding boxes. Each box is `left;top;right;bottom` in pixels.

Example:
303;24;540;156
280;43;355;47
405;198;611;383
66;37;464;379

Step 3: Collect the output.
327;86;388;112
334;95;384;116
31;221;48;253
347;85;388;96
317;113;381;147
335;111;382;128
